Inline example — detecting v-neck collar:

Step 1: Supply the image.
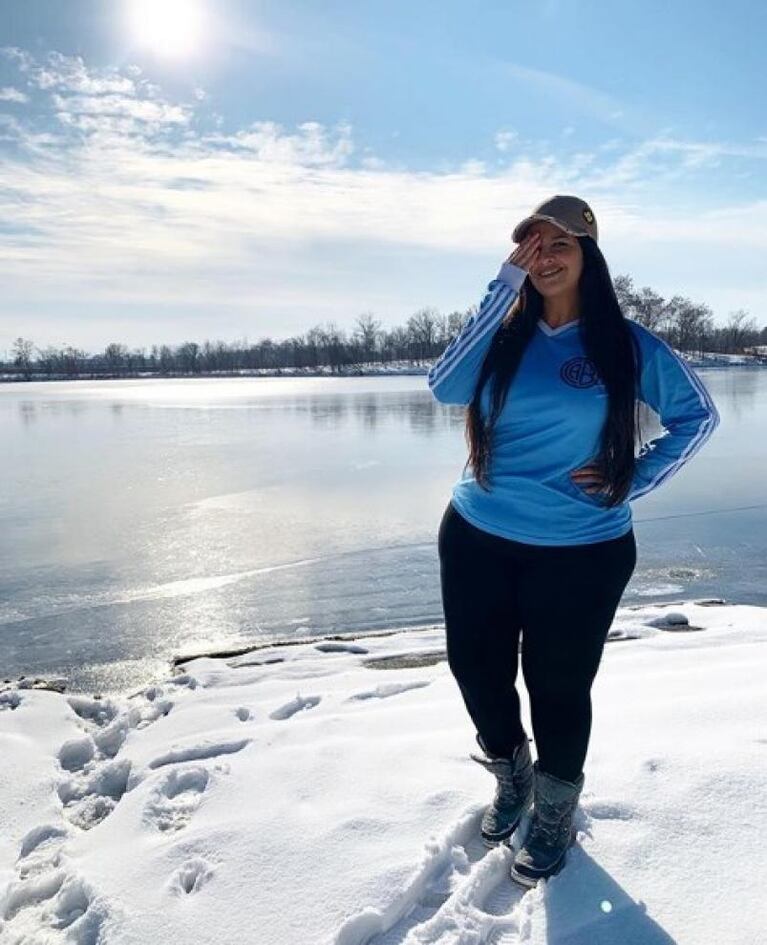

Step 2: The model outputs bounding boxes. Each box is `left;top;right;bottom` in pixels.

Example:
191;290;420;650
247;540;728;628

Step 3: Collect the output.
536;318;581;337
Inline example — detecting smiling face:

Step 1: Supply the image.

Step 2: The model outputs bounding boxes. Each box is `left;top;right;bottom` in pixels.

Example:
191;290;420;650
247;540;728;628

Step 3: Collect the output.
525;220;584;299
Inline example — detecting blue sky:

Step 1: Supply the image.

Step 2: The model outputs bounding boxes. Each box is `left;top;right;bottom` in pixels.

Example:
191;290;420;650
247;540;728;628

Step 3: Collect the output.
0;0;765;352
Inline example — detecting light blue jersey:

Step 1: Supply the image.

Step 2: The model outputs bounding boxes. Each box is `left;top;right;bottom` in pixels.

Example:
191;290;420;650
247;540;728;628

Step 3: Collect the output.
428;261;720;546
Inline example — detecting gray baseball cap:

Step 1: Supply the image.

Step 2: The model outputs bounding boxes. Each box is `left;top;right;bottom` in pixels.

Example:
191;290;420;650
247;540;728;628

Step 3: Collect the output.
512;195;598;243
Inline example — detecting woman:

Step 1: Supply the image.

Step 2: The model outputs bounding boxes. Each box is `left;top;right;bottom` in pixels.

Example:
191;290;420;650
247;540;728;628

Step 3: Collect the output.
427;195;719;888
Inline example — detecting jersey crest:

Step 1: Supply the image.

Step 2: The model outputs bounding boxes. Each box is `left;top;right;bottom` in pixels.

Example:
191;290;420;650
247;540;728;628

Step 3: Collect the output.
560;357;601;388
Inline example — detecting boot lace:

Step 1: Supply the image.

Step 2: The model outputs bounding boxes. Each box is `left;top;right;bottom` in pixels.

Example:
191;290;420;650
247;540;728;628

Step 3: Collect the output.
494;768;524;807
527;796;568;848
471;754;528;807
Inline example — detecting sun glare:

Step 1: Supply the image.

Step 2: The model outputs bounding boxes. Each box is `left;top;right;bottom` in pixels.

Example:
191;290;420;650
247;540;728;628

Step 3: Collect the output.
128;0;205;58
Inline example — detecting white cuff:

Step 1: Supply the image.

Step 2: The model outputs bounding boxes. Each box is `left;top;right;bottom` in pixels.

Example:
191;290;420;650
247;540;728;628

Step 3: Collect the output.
496;261;527;291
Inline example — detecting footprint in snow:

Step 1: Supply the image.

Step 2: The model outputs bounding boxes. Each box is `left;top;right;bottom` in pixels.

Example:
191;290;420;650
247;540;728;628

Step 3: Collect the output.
66;690;172;746
144;765;210;833
2;869;68;922
48;875;97;932
54;687;177;830
269;694;321;720
0;690;22;710
18;824;69;863
15;838;67;881
346;680;431;702
168;858;215;896
147;738;251;770
57;758;132;830
340;806;533;945
642;757;665;774
582;799;638;822
130;698;174;732
66;695;118;728
3;869;106;943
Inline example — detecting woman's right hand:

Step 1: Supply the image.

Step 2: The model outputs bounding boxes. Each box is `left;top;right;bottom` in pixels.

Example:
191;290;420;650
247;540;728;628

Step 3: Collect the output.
506;233;540;274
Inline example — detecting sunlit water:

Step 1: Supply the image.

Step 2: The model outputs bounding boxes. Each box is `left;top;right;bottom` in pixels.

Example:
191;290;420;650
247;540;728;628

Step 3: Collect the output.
2;370;764;694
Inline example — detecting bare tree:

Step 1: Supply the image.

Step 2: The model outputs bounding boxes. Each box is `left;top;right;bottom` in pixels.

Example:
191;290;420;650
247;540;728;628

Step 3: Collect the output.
12;337;34;380
35;346;58;377
177;342;200;374
614;274;666;330
724;310;757;353
381;326;410;363
305;327;323;369
104;343;128;375
447;308;472;338
58;345;87;377
613;274;635;310
320;322;348;373
407;307;440;363
353;313;381;364
664;296;714;354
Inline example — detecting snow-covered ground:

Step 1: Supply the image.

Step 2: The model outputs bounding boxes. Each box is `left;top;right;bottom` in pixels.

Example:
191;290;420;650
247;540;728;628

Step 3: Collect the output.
1;600;766;945
680;351;763;367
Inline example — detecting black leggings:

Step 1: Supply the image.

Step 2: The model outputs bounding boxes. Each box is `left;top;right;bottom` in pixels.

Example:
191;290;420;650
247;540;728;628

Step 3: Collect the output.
438;501;637;783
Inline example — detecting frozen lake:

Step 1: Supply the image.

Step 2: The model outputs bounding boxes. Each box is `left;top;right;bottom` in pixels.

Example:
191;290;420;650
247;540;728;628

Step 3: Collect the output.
1;369;764;694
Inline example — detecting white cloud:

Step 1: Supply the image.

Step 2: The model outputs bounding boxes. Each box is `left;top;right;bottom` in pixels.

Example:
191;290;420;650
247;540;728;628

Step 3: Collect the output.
205;119;354;166
17;49;138;96
0;50;765;349
52;93;191;127
0;86;28;103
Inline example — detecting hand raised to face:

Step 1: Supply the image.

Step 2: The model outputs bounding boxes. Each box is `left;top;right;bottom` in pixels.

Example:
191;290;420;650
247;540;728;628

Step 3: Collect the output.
506;233;540;273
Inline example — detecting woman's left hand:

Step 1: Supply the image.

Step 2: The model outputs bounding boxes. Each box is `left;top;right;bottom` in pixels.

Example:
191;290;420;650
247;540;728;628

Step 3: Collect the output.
570;463;610;495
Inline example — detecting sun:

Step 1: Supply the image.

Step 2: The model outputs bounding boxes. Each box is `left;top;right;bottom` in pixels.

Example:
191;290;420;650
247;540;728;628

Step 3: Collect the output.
128;0;206;59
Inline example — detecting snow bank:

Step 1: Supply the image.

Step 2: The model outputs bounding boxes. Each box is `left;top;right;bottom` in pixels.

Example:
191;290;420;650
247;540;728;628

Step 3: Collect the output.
1;601;765;944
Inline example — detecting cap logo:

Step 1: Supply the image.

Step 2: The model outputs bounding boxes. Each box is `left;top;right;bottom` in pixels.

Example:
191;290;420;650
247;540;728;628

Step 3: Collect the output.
582;208;594;225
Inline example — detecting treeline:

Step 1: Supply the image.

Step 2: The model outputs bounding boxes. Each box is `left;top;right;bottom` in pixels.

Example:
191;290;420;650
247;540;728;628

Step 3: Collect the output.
613;275;764;356
4;274;766;381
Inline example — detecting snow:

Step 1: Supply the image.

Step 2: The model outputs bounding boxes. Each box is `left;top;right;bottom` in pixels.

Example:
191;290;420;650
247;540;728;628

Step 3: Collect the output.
678;351;764;367
1;601;766;944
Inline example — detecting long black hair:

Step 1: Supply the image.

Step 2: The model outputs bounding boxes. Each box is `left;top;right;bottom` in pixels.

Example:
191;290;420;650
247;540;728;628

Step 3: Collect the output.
465;236;643;508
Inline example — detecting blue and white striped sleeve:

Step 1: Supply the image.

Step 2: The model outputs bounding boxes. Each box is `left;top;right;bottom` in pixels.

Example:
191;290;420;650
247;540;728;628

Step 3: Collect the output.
629;338;720;502
427;261;527;405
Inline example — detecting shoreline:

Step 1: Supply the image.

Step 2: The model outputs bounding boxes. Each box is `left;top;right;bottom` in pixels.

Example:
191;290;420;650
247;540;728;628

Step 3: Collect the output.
1;358;764;385
1;366;431;384
0;598;730;700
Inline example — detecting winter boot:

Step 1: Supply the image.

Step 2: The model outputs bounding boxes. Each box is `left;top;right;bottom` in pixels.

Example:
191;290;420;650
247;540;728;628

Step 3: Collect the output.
470;733;533;847
510;761;584;887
